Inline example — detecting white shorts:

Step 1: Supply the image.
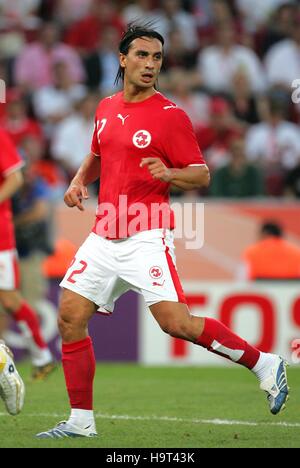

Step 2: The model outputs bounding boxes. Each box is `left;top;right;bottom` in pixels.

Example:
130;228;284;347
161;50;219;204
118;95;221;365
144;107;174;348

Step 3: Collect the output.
60;229;186;314
0;249;19;291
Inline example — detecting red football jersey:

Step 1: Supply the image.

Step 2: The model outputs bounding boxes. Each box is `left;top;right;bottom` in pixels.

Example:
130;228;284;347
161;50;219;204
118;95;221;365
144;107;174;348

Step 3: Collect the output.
0;129;24;251
91;91;206;238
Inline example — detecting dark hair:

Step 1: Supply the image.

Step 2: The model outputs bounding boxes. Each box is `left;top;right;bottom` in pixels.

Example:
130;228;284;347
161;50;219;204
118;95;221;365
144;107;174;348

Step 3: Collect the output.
114;23;164;86
261;221;283;238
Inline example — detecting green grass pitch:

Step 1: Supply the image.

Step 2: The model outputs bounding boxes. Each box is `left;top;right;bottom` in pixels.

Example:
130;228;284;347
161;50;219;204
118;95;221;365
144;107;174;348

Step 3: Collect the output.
0;363;299;448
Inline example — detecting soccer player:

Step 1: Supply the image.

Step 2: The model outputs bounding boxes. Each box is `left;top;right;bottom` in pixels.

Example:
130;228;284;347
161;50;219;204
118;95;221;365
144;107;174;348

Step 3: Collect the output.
36;25;289;439
0;128;55;380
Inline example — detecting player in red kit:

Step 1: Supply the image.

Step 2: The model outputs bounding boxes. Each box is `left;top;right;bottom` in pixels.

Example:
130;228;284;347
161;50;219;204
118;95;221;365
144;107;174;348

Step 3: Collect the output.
0;128;55;382
36;25;289;439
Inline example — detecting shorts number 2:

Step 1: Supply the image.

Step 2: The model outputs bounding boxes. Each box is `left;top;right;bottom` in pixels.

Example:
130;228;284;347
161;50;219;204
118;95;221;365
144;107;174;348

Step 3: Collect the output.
67;259;88;284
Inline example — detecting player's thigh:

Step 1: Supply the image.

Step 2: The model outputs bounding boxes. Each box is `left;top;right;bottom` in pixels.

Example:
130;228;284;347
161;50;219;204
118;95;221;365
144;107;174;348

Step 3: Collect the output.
60;233;118;313
120;229;186;306
0;250;20;292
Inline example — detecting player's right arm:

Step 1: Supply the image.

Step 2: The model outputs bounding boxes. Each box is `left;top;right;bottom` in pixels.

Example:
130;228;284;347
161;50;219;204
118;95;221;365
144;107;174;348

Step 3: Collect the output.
64;152;100;211
0;170;23;204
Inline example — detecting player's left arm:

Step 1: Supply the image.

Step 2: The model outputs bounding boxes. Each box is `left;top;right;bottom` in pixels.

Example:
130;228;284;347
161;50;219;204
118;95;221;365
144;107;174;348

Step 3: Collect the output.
146;107;210;190
140;158;210;190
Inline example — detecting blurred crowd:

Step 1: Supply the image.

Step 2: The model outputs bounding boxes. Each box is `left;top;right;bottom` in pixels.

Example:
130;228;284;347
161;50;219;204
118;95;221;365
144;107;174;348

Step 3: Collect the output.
1;0;300;200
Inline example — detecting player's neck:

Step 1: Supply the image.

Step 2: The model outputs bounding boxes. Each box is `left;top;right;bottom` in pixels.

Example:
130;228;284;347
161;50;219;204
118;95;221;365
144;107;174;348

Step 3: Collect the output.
123;85;156;103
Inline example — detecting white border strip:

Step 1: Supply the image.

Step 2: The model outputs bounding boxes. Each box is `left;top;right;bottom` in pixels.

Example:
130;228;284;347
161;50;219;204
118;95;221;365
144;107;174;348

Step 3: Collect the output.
3;160;25;176
0;412;299;428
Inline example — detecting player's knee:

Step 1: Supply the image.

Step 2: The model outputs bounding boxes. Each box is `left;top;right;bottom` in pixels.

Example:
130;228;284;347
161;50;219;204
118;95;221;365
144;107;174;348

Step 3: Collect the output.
0;296;13;312
160;319;189;339
58;313;87;340
0;291;21;313
58;303;87;340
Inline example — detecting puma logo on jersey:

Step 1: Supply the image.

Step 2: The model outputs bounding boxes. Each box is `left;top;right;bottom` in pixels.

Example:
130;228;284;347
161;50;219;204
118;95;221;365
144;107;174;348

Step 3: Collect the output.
163;105;177;110
117;114;130;125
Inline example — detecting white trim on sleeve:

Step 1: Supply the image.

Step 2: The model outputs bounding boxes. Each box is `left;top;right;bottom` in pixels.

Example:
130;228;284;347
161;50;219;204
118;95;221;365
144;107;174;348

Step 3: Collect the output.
3;161;25;177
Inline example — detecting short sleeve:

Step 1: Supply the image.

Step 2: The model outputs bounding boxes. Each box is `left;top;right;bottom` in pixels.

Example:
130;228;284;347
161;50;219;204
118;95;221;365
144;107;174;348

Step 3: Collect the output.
162;108;206;168
0;130;24;176
90;120;101;157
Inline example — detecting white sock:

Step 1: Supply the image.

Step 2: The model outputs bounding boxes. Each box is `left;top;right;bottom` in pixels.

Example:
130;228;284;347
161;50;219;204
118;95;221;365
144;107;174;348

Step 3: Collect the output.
251;352;277;383
17;321;53;366
68;409;95;429
31;348;53;367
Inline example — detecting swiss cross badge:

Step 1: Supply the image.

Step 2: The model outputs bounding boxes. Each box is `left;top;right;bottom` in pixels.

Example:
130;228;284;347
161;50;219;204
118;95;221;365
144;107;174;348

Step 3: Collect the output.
133;130;152;148
149;266;163;279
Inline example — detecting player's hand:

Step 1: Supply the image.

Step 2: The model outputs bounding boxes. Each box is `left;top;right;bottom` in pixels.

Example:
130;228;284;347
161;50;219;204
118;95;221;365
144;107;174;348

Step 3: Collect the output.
140;158;172;182
64;180;89;211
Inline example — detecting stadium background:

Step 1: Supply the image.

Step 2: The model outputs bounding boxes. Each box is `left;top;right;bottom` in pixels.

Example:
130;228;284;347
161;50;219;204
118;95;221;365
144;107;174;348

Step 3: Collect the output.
1;0;300;367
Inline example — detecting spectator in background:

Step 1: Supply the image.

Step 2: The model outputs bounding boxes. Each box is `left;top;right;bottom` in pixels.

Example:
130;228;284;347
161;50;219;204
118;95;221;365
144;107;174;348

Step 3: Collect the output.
33;61;87;136
240;221;300;280
13;21;85;92
159;0;199;51
195;0;241;47
0;0;42;32
284;163;300;198
51;93;97;180
1;88;43;148
210;137;263;198
65;0;124;56
195;97;244;169
257;2;297;57
210;136;264;198
122;0;163;30
236;0;288;32
123;0;199;51
22;135;68;202
229;70;261;125
84;26;120;94
53;0;93;27
165;68;210;127
245;96;300;195
162;28;199;72
198;21;266;94
265;15;300;90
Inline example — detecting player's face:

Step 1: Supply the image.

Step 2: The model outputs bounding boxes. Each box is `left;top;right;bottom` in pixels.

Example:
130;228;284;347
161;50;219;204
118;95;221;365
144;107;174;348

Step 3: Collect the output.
120;37;163;89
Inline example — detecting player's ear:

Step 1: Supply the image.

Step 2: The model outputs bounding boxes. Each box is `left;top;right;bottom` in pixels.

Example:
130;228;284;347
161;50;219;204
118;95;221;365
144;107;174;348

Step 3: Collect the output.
119;53;126;69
